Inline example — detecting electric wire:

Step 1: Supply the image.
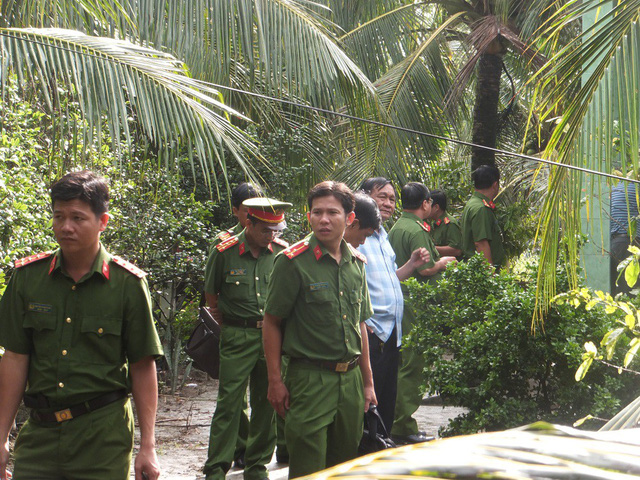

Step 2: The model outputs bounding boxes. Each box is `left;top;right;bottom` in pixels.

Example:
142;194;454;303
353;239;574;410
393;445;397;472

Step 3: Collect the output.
1;30;639;185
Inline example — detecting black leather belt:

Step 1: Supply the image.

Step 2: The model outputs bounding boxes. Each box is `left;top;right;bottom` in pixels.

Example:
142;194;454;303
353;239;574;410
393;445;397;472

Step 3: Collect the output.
291;356;360;373
26;390;128;423
224;316;264;328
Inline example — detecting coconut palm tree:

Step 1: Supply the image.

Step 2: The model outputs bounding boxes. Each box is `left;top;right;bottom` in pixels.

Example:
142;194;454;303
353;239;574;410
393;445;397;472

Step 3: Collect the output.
0;0;380;186
325;0;555;175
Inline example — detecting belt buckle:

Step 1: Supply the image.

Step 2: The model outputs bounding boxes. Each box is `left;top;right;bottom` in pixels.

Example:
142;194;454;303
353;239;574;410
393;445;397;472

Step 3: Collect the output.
256;320;263;328
54;408;73;422
335;362;349;372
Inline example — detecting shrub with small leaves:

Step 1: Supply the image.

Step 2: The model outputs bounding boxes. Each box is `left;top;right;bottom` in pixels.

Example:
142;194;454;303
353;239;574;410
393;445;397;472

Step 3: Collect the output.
406;255;640;437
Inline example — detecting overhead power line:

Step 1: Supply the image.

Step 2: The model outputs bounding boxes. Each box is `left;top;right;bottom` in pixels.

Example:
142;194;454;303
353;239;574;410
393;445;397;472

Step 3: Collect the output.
2;30;639;185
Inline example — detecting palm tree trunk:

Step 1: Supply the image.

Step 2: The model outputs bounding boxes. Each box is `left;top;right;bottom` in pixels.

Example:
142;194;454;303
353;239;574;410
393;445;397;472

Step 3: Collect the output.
471;53;503;171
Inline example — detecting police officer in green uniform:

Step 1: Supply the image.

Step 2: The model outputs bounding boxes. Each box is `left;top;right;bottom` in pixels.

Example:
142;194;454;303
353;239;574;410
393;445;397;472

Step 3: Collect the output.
388;182;456;445
427;190;463;260
203;197;292;480
263;181;376;479
0;170;163;480
211;182;263;468
461;165;506;269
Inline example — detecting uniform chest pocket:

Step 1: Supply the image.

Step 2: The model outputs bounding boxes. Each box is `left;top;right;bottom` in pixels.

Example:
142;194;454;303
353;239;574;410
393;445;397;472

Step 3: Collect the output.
78;316;123;365
349;289;363;305
24;312;57;331
304;288;333;304
224;275;250;301
23;312;57;357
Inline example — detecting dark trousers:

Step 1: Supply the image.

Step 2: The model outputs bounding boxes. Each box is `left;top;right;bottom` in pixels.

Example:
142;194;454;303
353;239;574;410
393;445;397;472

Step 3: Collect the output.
368;327;400;434
610;234;640;296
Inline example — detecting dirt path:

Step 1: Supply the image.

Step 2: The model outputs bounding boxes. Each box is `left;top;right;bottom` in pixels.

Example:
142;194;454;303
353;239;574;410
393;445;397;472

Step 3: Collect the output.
146;373;467;480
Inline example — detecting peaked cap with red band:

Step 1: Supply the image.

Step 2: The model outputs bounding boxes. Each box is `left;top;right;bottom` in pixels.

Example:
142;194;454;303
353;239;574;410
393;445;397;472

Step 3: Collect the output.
243;197;293;230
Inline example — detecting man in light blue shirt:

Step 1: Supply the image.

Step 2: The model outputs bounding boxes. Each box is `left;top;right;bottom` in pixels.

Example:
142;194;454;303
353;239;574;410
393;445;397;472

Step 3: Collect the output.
357;178;428;434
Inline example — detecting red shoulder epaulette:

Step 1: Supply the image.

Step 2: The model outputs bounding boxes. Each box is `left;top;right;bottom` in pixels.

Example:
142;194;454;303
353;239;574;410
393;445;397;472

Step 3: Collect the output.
416;220;431;232
217;229;233;241
217;236;239;252
112;256;146;278
14;251;53;269
349;244;367;264
272;237;289;248
444;217;450;225
482;199;496;210
284;239;310;259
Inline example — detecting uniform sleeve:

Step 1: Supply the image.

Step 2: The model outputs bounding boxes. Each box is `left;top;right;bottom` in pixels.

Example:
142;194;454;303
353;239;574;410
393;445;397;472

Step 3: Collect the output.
265;254;300;319
408;231;438;272
204;248;224;295
448;221;463;250
123;275;163;364
471;208;495;243
0;270;31;355
359;266;374;324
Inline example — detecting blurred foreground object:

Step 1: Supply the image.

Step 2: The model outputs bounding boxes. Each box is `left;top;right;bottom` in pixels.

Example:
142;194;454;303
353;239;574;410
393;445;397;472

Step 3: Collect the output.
302;422;640;479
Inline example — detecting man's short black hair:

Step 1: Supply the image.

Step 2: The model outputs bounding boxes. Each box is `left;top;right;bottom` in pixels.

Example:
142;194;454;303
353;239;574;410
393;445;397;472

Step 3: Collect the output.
430;190;447;211
308;181;355;214
472;165;500;190
359;177;393;194
50;170;109;217
231;182;261;208
354;193;381;231
400;182;430;210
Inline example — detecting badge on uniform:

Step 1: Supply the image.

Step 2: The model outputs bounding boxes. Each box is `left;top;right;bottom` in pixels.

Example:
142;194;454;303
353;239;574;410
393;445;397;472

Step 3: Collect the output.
230;269;247;276
28;303;54;314
309;282;329;291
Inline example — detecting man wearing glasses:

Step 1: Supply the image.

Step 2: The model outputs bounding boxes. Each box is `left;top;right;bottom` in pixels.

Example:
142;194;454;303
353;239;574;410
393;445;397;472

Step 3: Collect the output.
203;198;291;480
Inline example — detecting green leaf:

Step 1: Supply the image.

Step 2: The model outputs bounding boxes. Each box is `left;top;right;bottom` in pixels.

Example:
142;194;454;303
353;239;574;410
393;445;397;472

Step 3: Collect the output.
625;259;640;288
573;414;593;427
575;356;594;381
624;337;640;367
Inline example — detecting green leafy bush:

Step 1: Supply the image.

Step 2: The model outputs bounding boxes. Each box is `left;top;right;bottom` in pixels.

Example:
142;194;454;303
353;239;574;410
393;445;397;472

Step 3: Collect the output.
406;255;640;436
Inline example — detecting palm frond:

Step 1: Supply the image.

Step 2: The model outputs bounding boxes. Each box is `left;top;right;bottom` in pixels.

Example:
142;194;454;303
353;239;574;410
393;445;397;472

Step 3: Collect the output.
0;27;263;187
533;2;640;316
340;2;433;81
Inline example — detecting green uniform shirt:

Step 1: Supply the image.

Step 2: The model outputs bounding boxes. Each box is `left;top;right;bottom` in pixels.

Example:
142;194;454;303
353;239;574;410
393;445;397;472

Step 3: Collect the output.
204;230;287;319
388;211;440;285
265;234;373;362
461;192;506;267
431;213;463;258
0;245;163;407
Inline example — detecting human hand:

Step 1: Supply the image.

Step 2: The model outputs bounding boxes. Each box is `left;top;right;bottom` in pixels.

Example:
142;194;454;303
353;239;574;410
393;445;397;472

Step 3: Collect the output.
364;385;377;412
267;379;290;418
135;445;160;480
410;248;430;268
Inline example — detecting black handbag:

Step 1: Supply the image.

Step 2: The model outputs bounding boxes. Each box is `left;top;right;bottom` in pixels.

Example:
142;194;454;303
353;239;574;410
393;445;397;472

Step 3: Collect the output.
185;299;221;379
358;404;396;455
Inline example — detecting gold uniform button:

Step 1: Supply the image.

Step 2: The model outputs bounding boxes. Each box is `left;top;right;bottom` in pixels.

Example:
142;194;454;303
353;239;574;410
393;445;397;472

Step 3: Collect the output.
66;317;72;324
256;293;261;297
259;309;263;313
71;285;77;291
340;291;344;296
235;281;240;285
58;382;64;388
342;314;347;320
98;328;104;334
62;350;68;356
255;276;260;281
